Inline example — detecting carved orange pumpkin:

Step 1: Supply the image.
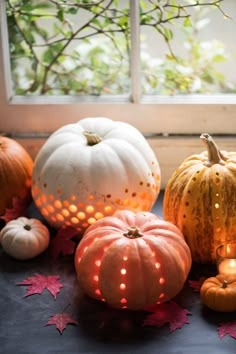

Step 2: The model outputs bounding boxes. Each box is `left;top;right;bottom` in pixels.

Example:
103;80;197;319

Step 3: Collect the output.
32;117;160;234
163;133;236;264
200;274;236;312
74;210;192;310
0;136;33;217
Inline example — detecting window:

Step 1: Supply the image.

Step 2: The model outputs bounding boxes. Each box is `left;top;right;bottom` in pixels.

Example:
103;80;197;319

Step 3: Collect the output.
0;0;236;187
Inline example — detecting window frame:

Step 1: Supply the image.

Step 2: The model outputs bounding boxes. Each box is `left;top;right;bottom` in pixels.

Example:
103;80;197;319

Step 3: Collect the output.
1;0;236;135
1;0;236;188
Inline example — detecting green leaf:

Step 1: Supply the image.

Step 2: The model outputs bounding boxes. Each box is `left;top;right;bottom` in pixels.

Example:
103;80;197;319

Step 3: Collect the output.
67;7;78;15
43;48;54;64
57;9;64;22
163;28;173;41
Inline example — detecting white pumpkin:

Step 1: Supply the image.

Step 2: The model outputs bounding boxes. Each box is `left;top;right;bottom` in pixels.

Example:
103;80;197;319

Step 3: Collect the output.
32;117;161;233
0;217;50;260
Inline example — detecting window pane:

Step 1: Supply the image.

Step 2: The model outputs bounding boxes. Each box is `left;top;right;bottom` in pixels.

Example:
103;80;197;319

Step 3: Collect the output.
140;0;236;95
7;0;130;96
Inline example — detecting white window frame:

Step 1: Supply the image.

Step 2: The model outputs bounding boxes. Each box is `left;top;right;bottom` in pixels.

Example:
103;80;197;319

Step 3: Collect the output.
1;0;236;187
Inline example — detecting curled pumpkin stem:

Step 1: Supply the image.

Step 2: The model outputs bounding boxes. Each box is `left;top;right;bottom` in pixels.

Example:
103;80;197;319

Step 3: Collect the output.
200;133;226;166
83;131;102;146
220;280;228;289
123;226;144;238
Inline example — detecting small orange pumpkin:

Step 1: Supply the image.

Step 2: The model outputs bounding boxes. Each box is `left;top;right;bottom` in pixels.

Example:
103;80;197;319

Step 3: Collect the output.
200;274;236;312
0;137;33;216
164;133;236;263
74;210;192;310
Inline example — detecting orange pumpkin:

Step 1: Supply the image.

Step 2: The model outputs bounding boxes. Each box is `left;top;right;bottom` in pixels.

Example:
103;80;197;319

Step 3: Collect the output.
74;210;192;310
0;137;33;216
200;274;236;312
163;133;236;264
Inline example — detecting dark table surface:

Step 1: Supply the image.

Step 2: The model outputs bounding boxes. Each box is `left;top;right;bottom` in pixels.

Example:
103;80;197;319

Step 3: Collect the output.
0;192;235;354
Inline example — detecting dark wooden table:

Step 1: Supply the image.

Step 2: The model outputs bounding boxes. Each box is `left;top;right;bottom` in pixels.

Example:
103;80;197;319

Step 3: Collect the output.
0;193;235;354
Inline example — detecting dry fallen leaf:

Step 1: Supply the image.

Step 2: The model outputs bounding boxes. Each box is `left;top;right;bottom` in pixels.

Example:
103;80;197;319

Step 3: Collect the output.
188;277;206;292
17;273;63;299
45;313;78;334
50;226;78;260
143;301;192;332
218;321;236;340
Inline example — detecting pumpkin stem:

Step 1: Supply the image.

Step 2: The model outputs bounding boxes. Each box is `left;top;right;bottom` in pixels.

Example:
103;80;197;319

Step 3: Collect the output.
200;133;226;166
24;224;31;231
220;280;228;289
123;226;144;238
83;131;102;146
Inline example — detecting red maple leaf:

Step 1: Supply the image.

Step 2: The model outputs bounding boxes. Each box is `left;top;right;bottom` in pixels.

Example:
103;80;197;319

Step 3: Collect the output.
0;191;30;223
45;313;78;334
188;277;206;292
218;321;236;340
50;226;78;260
17;274;63;299
143;301;192;332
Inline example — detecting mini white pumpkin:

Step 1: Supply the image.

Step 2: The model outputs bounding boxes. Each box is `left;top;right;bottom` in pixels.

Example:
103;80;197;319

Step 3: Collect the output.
32;117;161;234
0;217;50;260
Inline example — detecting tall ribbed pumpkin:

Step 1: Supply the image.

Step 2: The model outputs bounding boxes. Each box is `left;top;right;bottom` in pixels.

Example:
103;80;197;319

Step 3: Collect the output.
163;133;236;264
32;117;160;234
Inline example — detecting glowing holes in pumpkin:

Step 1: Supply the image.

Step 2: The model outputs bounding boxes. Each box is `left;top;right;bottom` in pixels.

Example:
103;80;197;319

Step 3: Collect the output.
123;199;130;207
54;200;62;209
159;293;165;299
46;205;55;213
120;298;127;304
41;208;49;216
123;256;128;261
216;227;221;233
71;217;79;224
120;268;127;275
88;217;96;225
120;283;126;290
93;275;99;282
95;289;101;296
77;212;86;220
62;209;70;217
104;206;113;214
159;277;165;285
69;204;78;213
86;205;94;214
95;212;104;220
56;213;64;222
215;203;220;209
155;262;161;269
95;259;101;267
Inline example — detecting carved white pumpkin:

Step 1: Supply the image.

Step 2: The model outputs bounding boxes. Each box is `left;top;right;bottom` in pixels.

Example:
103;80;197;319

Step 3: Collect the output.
0;217;50;260
32;117;160;234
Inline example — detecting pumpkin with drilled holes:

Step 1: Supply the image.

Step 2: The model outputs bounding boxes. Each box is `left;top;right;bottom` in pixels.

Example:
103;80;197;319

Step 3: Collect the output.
32;117;161;235
200;274;236;312
0;136;33;217
74;210;192;310
163;133;236;264
0;217;50;260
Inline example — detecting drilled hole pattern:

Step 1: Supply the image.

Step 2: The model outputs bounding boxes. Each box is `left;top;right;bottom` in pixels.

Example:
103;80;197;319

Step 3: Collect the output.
32;171;160;232
75;236;168;309
182;171;222;233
